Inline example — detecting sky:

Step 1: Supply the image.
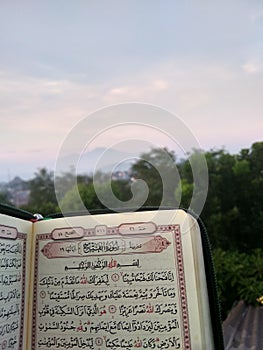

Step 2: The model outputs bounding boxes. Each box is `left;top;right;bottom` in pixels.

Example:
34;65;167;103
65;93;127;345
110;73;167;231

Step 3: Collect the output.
0;0;263;181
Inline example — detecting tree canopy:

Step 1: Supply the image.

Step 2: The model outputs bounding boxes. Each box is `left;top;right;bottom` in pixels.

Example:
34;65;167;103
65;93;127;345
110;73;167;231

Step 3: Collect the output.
2;141;262;316
6;141;262;252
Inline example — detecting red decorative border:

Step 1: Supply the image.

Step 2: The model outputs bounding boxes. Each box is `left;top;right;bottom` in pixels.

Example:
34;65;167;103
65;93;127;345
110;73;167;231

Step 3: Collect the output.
19;233;27;350
0;232;27;350
31;237;39;350
32;223;191;349
174;227;191;349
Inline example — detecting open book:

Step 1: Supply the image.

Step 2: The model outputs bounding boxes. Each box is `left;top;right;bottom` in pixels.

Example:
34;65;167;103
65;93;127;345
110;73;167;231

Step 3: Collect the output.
0;206;223;350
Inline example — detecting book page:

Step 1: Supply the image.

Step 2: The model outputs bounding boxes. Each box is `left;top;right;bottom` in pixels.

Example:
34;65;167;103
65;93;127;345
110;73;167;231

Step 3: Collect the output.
0;214;33;350
31;209;214;350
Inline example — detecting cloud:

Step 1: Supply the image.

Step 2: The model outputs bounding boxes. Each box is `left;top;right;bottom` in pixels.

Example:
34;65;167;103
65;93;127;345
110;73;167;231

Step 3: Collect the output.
106;79;169;102
0;56;262;178
103;60;237;114
242;61;263;74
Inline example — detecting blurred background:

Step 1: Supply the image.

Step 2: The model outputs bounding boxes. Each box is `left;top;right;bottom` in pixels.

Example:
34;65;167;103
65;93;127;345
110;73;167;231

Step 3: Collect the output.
0;0;262;333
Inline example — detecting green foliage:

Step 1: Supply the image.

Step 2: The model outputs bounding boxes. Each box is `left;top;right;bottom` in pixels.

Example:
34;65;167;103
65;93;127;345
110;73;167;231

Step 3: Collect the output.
23;168;59;216
176;150;208;210
0;191;10;204
11;142;263;316
131;147;179;207
194;142;263;252
175;178;192;208
60;179;132;212
213;248;263;319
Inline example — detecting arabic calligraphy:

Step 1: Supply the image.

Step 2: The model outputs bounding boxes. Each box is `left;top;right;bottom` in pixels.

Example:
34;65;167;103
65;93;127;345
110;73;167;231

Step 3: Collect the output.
0;242;21;255
38;302;178;320
121;271;175;285
0;257;22;270
0;289;21;303
118;222;157;235
41;236;170;259
38;269;174;289
0;225;18;240
45;285;176;303
0;236;25;350
65;258;140;271
34;224;190;349
51;227;85;240
37;335;181;349
0;272;21;286
38;317;180;334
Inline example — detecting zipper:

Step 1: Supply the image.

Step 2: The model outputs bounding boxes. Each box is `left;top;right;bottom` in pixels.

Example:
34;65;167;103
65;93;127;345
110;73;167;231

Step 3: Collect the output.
188;209;224;350
0;203;35;221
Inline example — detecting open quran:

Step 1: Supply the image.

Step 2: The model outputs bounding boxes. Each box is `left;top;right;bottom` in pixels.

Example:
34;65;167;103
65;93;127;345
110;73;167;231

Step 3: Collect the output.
0;206;223;350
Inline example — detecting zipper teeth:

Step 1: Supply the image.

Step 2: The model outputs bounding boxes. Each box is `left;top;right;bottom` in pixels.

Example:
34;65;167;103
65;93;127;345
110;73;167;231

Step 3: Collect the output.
193;212;225;350
46;205;181;218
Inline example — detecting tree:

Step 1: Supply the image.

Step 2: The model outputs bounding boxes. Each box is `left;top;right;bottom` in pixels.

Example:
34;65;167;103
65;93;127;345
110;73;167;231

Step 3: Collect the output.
0;191;10;204
201;150;238;250
176;144;263;251
232;142;263;251
131;148;179;207
176;149;208;214
60;179;132;212
213;248;263;319
24;168;59;216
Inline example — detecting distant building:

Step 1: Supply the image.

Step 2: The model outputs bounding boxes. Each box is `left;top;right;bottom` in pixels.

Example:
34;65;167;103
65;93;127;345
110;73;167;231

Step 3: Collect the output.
4;176;30;207
111;171;131;181
10;189;30;207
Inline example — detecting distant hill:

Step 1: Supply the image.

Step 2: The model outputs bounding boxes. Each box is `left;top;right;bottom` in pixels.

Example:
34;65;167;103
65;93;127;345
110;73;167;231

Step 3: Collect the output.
56;147;141;175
